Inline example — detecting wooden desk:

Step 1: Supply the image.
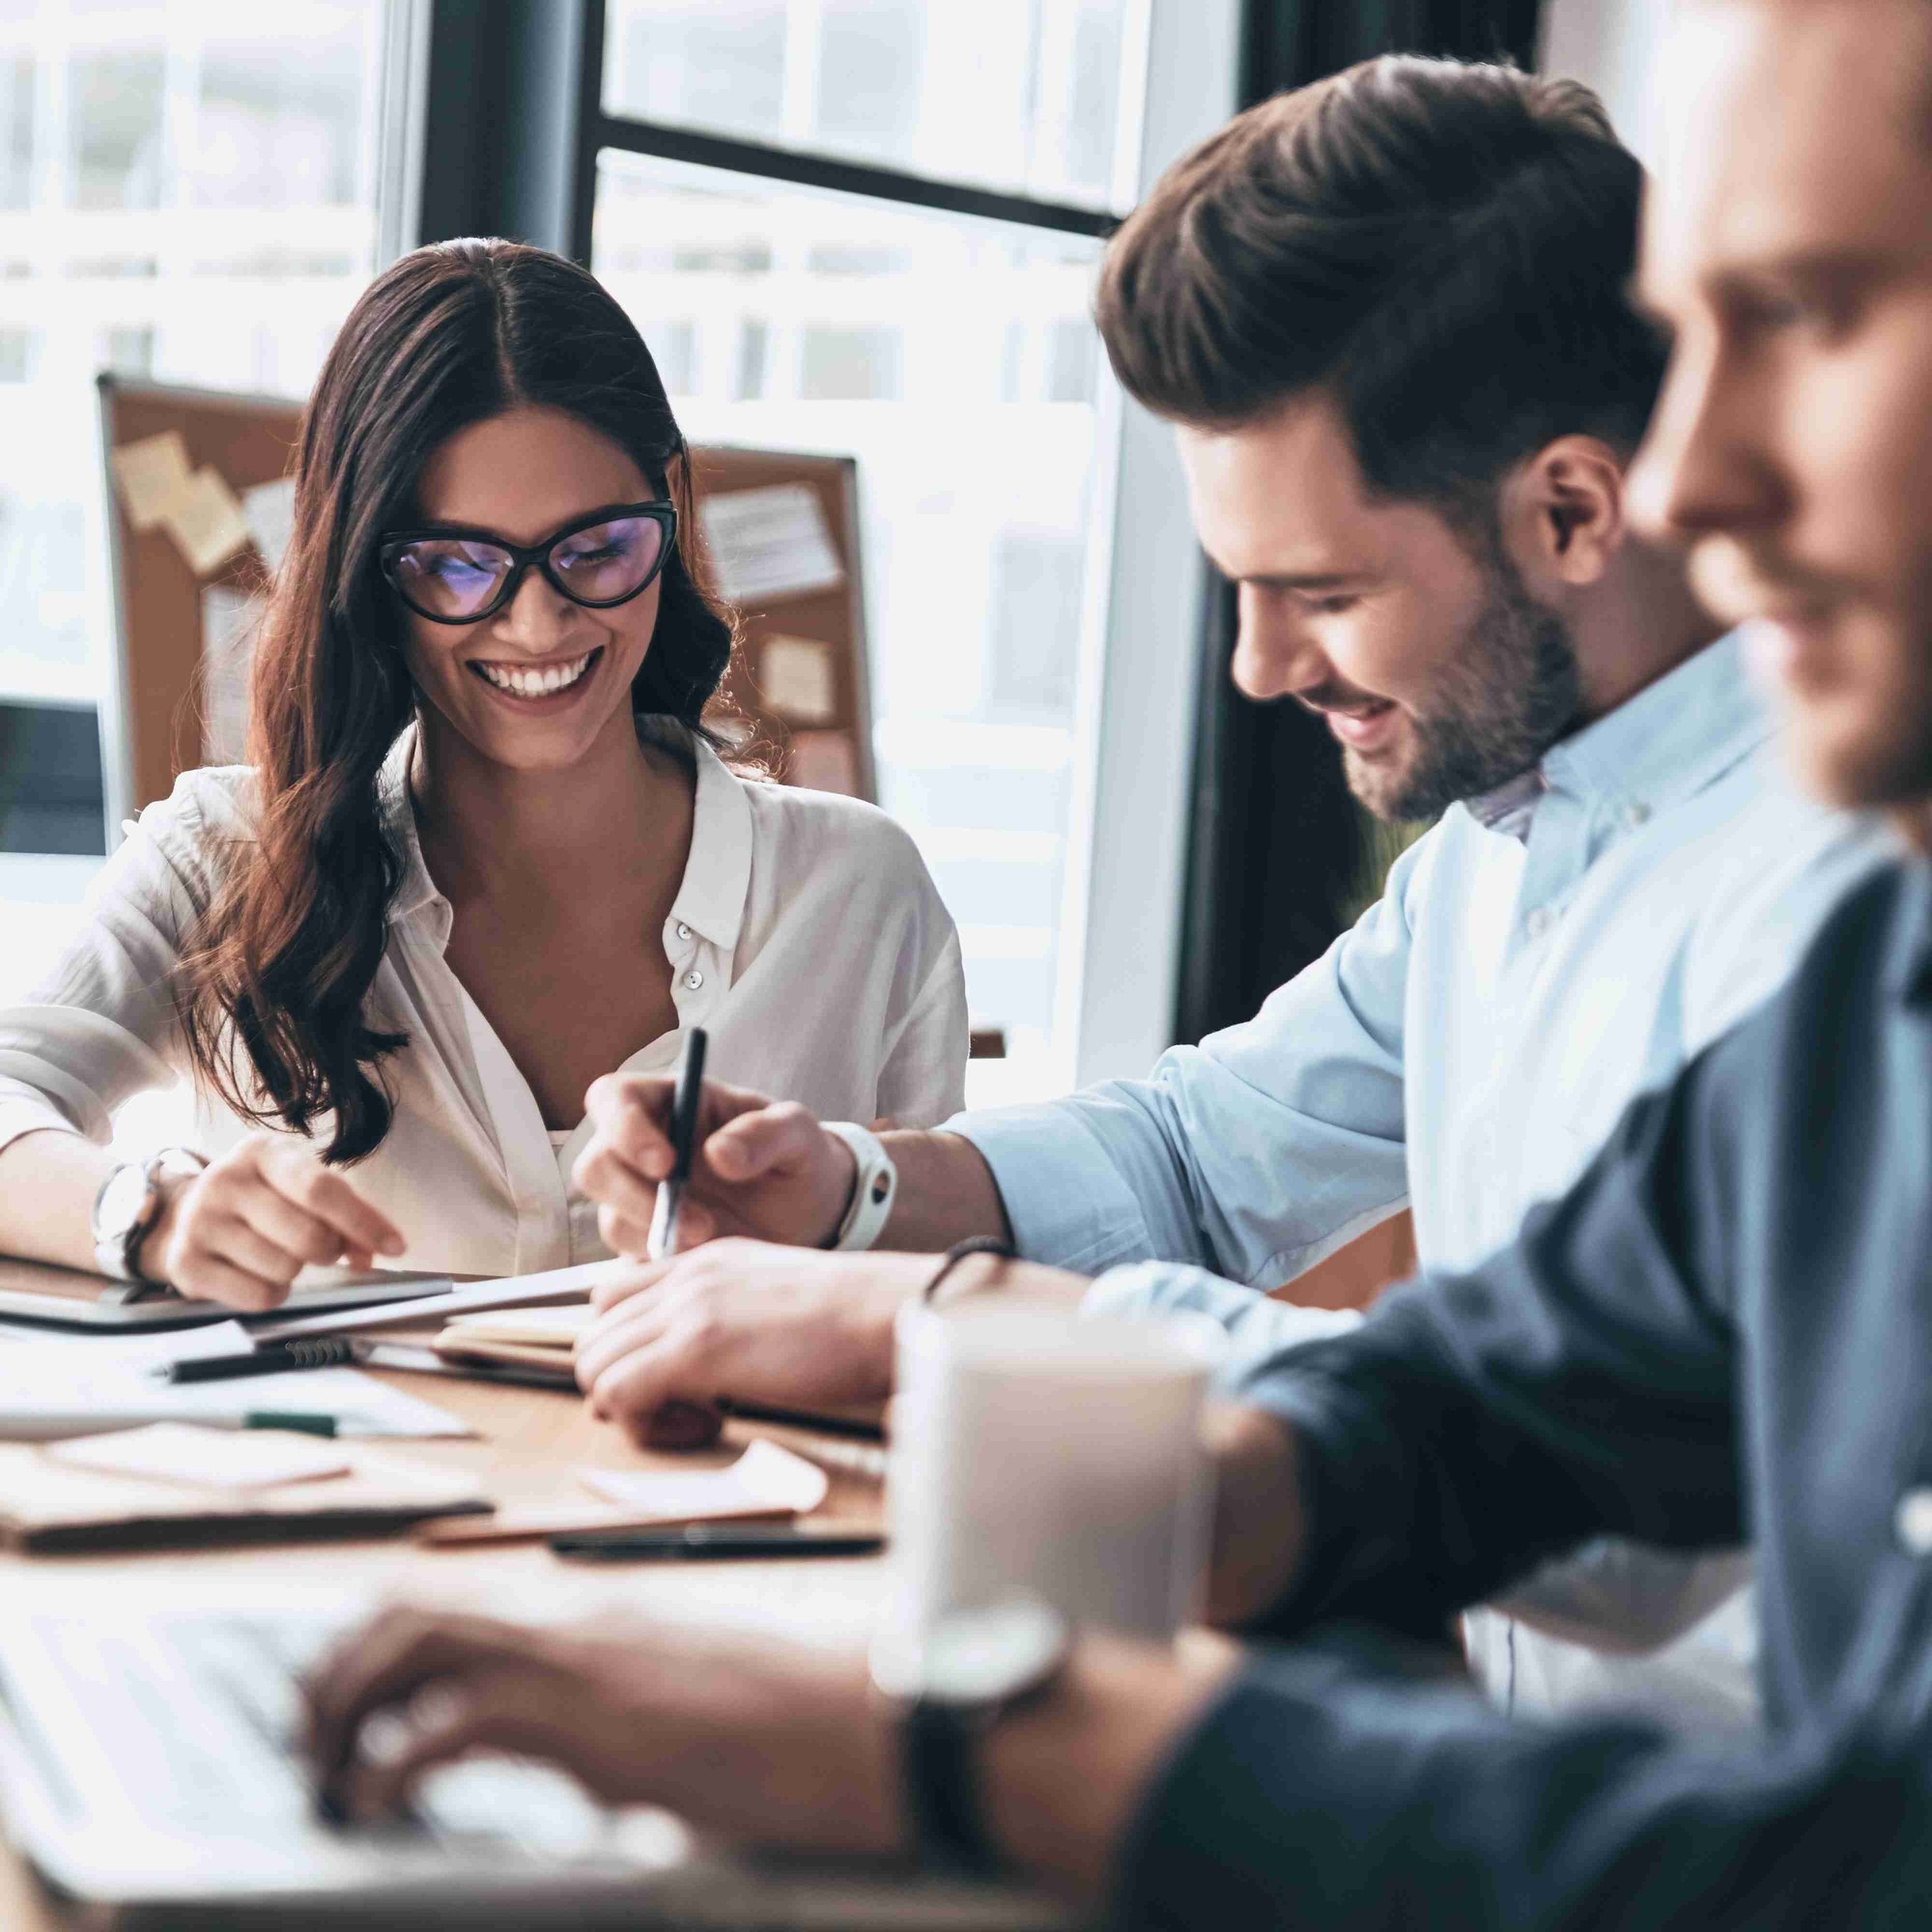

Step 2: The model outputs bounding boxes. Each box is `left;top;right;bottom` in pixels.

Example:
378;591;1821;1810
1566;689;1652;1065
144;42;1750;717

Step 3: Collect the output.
0;1352;892;1930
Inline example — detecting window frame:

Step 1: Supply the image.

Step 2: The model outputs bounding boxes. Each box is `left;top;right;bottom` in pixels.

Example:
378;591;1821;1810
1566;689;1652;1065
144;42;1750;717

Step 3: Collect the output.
410;0;1243;1089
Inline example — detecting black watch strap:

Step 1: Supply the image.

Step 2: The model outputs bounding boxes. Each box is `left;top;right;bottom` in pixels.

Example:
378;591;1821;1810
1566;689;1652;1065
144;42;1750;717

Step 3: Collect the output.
901;1696;997;1875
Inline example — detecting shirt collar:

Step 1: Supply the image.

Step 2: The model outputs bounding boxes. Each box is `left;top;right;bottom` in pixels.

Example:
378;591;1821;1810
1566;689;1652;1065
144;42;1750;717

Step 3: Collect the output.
376;717;753;958
1541;629;1769;812
379;723;441;928
1463;630;1768;841
664;724;752;955
1886;856;1932;1008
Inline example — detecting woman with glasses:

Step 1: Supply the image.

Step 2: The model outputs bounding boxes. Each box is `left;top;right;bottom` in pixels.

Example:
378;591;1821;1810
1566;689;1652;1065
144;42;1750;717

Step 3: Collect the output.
0;240;966;1309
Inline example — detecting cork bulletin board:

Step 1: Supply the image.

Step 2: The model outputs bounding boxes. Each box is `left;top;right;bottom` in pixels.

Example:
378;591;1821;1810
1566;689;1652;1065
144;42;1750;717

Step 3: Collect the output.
93;377;878;833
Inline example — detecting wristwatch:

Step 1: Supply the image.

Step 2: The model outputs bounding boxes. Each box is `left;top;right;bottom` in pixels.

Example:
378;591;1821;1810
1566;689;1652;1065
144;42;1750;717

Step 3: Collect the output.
869;1595;1072;1875
91;1148;207;1286
820;1121;898;1252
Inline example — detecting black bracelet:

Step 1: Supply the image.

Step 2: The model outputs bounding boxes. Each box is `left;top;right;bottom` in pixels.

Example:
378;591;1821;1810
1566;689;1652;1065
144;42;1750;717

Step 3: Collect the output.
922;1235;1014;1305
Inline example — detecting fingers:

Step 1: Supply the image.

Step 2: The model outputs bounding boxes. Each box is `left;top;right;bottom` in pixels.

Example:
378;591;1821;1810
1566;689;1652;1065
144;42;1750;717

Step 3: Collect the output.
341;1682;552;1821
582;1332;710;1442
588;1257;672;1315
702;1101;825;1183
305;1606;531;1796
257;1148;405;1260
593;1195;656;1261
575;1293;674;1389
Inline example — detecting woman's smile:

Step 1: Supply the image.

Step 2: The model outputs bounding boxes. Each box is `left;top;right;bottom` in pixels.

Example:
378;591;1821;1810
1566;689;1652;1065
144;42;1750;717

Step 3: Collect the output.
466;643;604;707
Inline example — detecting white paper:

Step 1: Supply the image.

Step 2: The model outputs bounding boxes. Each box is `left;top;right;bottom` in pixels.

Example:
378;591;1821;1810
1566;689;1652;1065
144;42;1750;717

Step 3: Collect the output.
47;1421;351;1489
201;583;262;766
110;430;193;531
582;1438;829;1519
0;1321;471;1441
242;475;298;575
698;484;844;606
253;1258;619;1344
757;633;838;724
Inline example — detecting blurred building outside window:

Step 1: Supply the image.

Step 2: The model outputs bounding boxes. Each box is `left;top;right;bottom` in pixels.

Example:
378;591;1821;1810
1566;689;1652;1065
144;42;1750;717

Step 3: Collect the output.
598;0;1151;1102
0;0;389;1015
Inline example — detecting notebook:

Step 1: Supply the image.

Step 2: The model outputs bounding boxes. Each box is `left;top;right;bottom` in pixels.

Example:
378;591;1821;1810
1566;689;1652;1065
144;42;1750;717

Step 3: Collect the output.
0;1439;491;1551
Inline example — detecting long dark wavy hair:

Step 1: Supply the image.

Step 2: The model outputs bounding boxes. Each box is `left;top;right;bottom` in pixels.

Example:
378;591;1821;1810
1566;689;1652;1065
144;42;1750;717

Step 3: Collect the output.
180;239;737;1163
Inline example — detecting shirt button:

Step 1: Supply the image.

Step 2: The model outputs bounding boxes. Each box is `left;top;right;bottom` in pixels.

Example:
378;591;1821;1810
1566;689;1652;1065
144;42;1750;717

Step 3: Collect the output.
675;922;693;942
1620;801;1651;831
1524;906;1555;941
1896;1489;1932;1555
683;969;704;991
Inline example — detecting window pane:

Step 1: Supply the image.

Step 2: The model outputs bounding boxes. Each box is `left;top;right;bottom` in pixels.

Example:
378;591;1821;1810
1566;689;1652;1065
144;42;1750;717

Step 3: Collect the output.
602;0;1144;212
594;150;1111;1076
0;1;386;709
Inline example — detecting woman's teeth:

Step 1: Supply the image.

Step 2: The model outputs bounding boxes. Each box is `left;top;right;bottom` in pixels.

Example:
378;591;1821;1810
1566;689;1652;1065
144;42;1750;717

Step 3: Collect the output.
473;651;595;698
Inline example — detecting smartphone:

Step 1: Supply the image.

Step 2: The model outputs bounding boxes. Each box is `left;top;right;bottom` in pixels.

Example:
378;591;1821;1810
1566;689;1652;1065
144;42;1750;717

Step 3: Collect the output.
550;1522;886;1562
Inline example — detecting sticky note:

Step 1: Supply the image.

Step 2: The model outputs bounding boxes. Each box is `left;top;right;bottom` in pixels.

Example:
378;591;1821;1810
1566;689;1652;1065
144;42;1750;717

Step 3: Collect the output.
201;584;262;766
758;634;839;724
110;430;193;532
699;484;844;605
161;468;251;577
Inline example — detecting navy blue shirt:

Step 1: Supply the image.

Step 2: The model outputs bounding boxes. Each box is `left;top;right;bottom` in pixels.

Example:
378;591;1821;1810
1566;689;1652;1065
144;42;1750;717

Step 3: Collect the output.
1122;857;1932;1927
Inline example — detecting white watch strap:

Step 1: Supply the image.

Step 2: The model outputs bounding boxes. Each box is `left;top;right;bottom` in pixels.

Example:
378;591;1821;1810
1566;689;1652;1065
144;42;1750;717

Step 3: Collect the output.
822;1122;897;1253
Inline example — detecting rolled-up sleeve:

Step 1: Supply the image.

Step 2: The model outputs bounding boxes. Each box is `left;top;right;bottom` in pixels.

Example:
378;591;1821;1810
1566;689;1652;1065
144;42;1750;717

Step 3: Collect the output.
947;833;1426;1283
0;785;217;1153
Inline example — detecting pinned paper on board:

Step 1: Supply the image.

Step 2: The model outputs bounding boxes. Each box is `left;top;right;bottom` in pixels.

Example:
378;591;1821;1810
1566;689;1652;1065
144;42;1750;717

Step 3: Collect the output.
110;430;193;532
699;483;844;606
162;468;251;577
242;475;298;576
788;729;859;797
201;584;263;766
757;633;838;724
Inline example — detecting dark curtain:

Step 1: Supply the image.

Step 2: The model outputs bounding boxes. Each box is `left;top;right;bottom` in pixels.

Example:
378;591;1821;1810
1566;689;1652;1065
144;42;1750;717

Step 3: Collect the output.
1171;0;1544;1046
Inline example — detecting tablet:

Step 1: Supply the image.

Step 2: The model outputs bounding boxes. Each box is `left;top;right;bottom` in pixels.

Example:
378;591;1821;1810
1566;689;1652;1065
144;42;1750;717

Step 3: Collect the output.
0;1254;452;1332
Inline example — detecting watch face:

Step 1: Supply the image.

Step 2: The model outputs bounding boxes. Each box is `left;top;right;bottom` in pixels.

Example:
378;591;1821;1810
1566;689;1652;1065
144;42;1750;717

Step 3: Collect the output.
94;1160;156;1244
877;1596;1070;1708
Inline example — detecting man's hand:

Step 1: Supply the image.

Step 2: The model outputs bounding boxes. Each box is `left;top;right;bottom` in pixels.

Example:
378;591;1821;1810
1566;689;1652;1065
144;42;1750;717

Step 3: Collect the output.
303;1605;898;1856
303;1605;1233;1904
574;1073;856;1257
141;1134;405;1311
573;1240;935;1447
575;1242;1094;1449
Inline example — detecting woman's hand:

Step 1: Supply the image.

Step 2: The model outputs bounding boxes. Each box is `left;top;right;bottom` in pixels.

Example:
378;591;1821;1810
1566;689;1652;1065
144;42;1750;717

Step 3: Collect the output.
302;1605;897;1856
140;1133;405;1311
574;1239;933;1447
574;1073;859;1257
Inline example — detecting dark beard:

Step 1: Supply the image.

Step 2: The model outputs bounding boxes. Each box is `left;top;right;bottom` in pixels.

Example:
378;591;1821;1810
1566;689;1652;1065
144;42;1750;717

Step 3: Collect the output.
1347;540;1583;823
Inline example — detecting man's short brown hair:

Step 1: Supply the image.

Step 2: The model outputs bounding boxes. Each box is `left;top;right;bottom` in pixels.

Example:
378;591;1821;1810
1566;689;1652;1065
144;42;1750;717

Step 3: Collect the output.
1095;56;1665;513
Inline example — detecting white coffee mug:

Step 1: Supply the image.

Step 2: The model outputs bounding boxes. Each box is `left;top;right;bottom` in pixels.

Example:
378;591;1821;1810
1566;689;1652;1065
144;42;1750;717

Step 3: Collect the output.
888;1300;1224;1640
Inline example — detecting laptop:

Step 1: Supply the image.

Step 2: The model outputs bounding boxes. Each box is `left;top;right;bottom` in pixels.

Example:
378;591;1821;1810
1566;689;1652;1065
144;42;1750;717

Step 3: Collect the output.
0;1599;1072;1928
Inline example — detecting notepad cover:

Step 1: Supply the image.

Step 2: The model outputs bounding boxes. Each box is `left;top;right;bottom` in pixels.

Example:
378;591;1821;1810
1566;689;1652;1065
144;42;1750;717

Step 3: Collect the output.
0;1442;491;1551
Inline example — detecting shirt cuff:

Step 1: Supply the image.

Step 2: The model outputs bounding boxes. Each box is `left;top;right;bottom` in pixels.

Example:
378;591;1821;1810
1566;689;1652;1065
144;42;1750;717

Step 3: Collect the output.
1083;1261;1362;1387
943;1101;1159;1272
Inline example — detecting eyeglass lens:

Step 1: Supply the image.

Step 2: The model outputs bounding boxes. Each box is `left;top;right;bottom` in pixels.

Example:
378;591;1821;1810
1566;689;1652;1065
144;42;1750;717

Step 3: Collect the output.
388;514;668;620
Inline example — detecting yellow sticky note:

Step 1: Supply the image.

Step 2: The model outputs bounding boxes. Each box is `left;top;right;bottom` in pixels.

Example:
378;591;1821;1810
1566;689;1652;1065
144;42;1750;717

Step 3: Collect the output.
759;634;839;724
161;468;251;578
110;430;193;532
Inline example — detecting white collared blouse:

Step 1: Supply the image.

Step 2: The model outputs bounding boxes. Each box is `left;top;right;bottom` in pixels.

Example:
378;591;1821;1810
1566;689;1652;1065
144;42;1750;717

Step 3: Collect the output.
0;722;967;1276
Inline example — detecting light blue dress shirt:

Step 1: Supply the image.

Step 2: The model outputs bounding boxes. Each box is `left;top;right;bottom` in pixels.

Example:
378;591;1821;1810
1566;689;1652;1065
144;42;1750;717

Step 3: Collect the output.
949;632;1888;1727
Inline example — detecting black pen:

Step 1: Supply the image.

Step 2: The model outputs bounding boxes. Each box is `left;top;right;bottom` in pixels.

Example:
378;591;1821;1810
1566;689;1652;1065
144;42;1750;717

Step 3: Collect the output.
646;1025;707;1262
551;1524;885;1562
157;1337;368;1384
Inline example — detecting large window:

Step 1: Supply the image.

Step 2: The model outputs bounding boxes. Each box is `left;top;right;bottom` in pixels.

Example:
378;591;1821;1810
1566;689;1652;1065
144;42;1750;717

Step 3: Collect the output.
592;0;1150;1097
0;0;390;716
